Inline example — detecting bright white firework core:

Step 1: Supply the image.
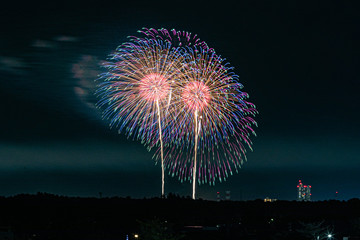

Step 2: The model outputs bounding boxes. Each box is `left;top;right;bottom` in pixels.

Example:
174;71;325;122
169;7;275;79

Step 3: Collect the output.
182;81;211;111
138;73;170;102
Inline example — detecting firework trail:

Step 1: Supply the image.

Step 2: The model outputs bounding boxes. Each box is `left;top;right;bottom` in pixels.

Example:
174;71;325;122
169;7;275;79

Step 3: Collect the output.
96;38;185;197
158;46;258;199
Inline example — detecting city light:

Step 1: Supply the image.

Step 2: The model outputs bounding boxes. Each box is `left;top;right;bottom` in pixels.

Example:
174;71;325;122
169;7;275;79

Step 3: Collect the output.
297;180;312;201
326;232;334;239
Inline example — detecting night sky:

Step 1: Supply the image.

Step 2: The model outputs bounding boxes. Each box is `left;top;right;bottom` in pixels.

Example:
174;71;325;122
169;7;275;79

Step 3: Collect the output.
0;0;359;201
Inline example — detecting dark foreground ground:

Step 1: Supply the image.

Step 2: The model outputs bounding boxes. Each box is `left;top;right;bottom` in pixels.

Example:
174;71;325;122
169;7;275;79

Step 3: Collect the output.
1;193;360;240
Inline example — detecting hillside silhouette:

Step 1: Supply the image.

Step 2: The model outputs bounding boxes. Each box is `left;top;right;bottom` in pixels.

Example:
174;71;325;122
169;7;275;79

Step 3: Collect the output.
1;193;360;239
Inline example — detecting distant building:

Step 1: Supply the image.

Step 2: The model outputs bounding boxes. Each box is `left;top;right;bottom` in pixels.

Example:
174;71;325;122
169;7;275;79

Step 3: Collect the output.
305;185;311;201
215;191;231;201
225;191;231;201
297;180;312;201
264;197;277;202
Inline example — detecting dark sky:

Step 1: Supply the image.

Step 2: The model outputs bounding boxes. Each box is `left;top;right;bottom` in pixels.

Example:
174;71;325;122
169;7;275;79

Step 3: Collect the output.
0;0;359;201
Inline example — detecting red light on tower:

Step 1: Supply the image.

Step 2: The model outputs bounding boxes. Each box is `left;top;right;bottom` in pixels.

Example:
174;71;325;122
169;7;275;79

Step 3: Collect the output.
304;185;307;188
216;192;221;202
297;185;299;188
309;185;312;188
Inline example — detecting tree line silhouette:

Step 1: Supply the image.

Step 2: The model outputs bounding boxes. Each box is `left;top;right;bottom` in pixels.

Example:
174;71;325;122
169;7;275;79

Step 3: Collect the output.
0;192;360;239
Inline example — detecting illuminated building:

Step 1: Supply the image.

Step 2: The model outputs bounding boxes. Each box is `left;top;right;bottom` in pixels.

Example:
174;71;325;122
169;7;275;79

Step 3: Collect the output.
297;180;312;201
264;197;277;202
225;191;231;201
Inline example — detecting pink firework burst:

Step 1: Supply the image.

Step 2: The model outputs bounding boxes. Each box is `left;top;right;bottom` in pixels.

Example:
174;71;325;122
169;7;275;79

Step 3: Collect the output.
96;38;186;197
155;46;257;200
181;81;211;111
138;73;170;102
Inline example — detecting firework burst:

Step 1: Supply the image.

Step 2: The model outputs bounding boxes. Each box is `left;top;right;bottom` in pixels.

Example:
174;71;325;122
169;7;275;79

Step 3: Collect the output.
96;38;185;197
159;46;258;199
